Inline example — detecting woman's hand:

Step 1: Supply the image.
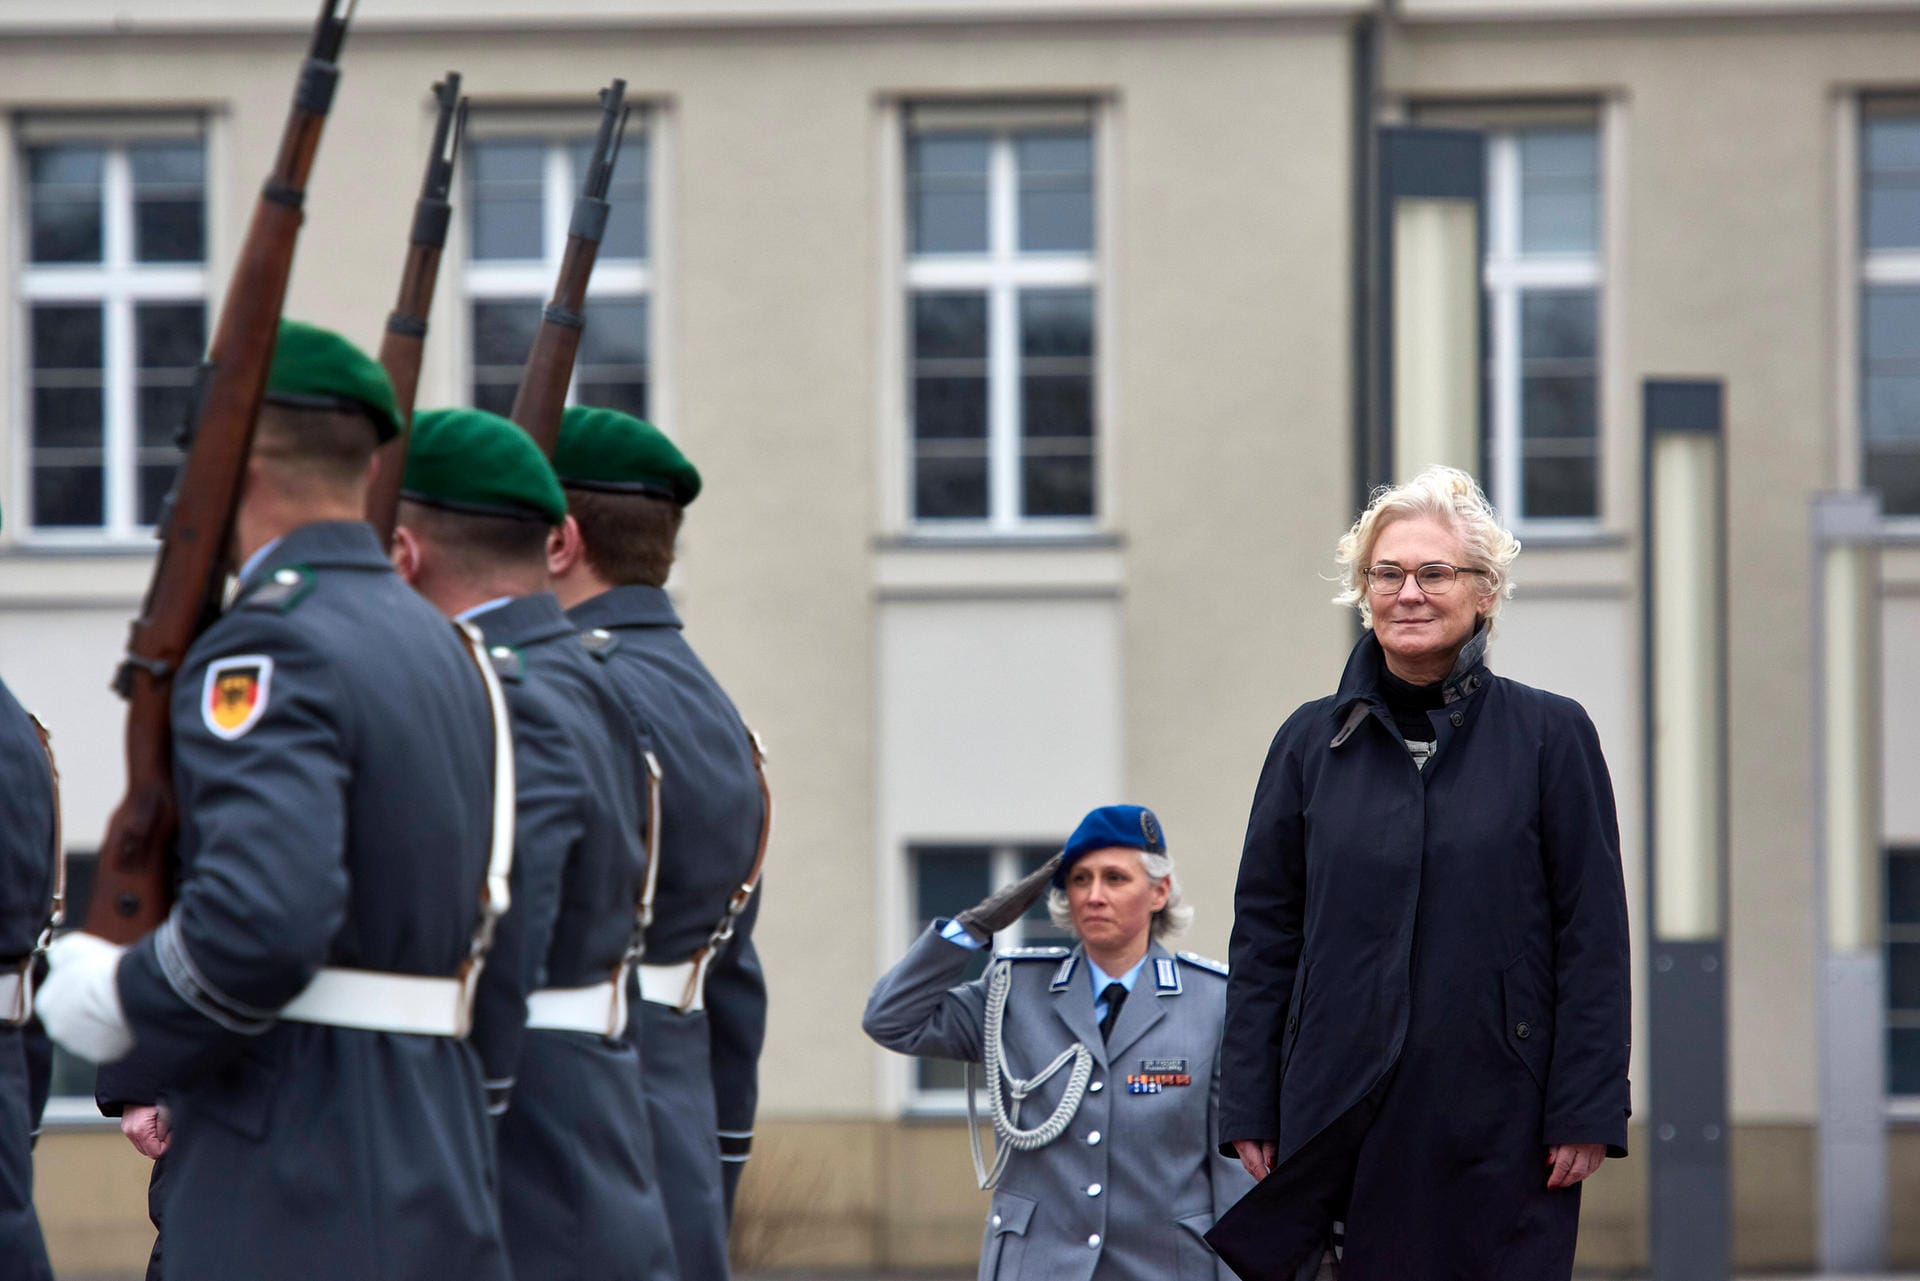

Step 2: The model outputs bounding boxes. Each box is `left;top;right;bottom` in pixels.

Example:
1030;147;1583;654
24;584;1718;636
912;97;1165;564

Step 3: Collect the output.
120;1103;171;1160
1232;1138;1277;1181
1544;1142;1604;1189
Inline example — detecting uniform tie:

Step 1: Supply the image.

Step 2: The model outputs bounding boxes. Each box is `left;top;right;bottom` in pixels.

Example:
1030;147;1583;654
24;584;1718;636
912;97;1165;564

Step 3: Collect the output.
1098;983;1127;1043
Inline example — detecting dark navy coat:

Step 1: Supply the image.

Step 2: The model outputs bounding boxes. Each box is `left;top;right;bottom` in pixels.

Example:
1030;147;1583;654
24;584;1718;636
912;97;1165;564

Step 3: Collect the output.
467;592;675;1281
112;521;509;1281
567;584;767;1278
1213;631;1630;1281
0;678;54;1281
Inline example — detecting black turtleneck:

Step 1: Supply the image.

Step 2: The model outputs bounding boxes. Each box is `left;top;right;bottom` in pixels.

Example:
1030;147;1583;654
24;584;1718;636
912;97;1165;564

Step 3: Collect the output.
1379;666;1445;742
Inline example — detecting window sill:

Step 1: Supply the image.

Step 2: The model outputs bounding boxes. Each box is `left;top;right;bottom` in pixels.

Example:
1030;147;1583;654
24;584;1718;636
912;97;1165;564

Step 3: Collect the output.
874;534;1124;601
0;545;155;608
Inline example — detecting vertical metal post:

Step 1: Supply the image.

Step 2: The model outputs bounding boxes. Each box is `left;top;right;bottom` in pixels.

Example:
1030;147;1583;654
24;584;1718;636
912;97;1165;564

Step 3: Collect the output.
1812;491;1886;1272
1641;378;1730;1281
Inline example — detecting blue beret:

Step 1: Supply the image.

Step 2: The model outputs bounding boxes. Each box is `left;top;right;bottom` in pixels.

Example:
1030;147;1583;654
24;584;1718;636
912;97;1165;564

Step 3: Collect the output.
1052;804;1167;888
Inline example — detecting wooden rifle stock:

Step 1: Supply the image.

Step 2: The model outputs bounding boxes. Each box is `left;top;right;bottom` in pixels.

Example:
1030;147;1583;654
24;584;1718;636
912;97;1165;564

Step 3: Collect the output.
83;0;357;943
368;74;467;545
508;79;630;457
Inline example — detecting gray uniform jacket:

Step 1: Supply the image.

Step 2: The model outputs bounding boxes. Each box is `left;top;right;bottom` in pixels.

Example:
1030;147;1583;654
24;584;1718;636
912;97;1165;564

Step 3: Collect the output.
863;925;1252;1281
112;521;509;1281
0;678;53;1281
467;592;676;1281
567;585;768;1277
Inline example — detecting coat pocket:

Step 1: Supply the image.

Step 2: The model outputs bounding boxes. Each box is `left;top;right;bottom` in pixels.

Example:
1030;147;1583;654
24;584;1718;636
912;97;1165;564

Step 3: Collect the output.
979;1190;1036;1281
1175;1210;1219;1281
1279;962;1311;1078
1500;956;1553;1094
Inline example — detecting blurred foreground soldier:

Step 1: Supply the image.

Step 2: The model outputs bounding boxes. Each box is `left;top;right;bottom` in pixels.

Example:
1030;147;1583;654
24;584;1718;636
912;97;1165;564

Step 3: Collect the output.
0;577;59;1281
36;321;513;1281
548;406;770;1278
392;407;676;1281
1209;467;1630;1281
863;805;1253;1281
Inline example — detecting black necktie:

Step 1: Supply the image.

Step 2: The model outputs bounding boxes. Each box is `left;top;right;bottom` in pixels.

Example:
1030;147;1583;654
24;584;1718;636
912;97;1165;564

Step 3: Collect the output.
1098;983;1127;1043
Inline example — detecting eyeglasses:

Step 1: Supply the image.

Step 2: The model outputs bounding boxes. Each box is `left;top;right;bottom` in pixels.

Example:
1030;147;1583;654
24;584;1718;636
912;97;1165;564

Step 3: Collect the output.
1363;563;1488;595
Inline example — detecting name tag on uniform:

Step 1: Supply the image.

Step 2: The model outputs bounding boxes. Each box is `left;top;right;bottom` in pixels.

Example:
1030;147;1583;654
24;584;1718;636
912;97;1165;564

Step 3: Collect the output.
1128;1058;1191;1092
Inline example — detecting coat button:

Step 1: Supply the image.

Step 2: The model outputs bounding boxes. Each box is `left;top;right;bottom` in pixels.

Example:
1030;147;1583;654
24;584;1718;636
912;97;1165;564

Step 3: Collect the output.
1087;1131;1103;1146
1514;1021;1531;1040
1087;1183;1102;1197
1089;1080;1104;1093
1087;1234;1102;1248
991;1214;1002;1227
1450;711;1464;727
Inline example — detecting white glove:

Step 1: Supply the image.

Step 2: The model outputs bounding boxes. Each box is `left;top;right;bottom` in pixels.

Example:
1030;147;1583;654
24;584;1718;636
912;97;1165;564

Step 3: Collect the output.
37;933;135;1063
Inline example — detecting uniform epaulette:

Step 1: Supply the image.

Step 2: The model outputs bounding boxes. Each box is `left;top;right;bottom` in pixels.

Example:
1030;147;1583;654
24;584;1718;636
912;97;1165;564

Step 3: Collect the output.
1177;951;1228;977
579;628;620;661
999;946;1070;961
238;565;316;614
486;644;526;683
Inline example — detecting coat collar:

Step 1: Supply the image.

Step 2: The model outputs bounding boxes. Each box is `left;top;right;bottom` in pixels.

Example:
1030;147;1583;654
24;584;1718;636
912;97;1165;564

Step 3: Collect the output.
1329;626;1491;749
565;584;682;633
472;592;574;652
237;520;390;595
1047;940;1179;1064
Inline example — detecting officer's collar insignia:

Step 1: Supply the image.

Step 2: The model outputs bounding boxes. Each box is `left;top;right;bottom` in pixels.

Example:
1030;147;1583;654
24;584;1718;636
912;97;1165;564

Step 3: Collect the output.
487;645;526;683
580;628;620;660
1154;956;1181;995
1050;953;1079;991
202;654;273;741
239;564;315;614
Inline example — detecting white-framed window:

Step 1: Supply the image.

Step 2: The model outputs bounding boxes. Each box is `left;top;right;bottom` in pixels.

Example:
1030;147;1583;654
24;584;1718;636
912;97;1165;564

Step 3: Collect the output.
903;105;1098;530
1891;845;1920;1099
1483;124;1602;525
907;841;1069;1105
463;118;649;418
1862;103;1920;518
16;121;209;540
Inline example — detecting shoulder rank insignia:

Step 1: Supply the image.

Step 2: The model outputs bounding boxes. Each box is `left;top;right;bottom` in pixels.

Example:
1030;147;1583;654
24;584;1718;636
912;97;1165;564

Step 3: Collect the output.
202;655;273;741
1176;951;1229;977
998;946;1069;961
579;628;620;661
239;565;315;614
487;645;525;683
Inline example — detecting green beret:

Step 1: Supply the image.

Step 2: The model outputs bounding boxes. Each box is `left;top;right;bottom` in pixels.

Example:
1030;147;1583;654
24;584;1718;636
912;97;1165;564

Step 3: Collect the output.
553;406;701;506
401;407;567;525
264;319;403;442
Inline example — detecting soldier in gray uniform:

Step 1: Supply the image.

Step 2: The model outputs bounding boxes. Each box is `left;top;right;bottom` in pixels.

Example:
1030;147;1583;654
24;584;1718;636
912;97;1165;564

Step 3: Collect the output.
0;626;58;1281
548;405;770;1279
36;321;512;1281
392;406;676;1281
863;805;1252;1281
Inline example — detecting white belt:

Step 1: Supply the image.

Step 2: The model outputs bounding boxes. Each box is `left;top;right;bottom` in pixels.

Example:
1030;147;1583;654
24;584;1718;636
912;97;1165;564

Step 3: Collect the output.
637;960;705;1013
525;978;628;1038
0;970;27;1027
279;966;470;1037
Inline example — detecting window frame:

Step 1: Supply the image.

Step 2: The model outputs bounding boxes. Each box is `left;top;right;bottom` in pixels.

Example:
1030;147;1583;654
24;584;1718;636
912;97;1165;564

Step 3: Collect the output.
899;107;1103;537
1482;124;1605;533
1858;98;1920;524
14;127;209;545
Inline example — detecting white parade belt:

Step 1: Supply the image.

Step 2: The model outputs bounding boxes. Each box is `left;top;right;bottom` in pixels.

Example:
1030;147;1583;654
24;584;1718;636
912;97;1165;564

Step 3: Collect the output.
0;967;30;1027
637;959;705;1012
279;966;471;1037
525;978;628;1038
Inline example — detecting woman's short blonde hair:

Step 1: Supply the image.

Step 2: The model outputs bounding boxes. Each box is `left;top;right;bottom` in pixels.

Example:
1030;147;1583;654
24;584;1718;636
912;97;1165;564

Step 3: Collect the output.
1046;850;1194;942
1333;465;1521;631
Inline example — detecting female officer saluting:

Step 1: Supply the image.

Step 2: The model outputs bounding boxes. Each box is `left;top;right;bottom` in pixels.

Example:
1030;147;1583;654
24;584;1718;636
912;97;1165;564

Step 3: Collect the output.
863;805;1252;1281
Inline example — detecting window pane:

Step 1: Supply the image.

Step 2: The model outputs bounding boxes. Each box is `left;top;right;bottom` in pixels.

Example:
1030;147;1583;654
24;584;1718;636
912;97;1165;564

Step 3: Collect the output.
908;133;990;255
913;293;989;444
1020;288;1093;359
470;298;542;412
914;451;990;520
135;302;205;525
1891;852;1920;924
1518;128;1598;256
1866;444;1920;517
569;134;648;261
130;139;206;264
469;141;546;261
1017;130;1094;254
1020;290;1096;518
1865;115;1920;251
1892;942;1920;1010
1863;286;1920;514
914;292;988;360
33;467;103;527
1017;845;1074;946
31;306;104;457
577;297;649;419
28;144;104;263
912;844;992;1092
1521;454;1598;520
1021;452;1095;519
1894;1027;1920;1097
1517;289;1598;518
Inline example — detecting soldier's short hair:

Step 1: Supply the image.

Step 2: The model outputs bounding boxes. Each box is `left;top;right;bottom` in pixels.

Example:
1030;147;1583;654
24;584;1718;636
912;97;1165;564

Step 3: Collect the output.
397;499;550;575
565;487;682;588
252;401;381;496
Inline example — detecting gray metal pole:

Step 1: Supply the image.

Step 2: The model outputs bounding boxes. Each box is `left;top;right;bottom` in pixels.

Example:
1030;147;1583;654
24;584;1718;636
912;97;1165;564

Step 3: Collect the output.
1641;379;1730;1281
1812;491;1887;1273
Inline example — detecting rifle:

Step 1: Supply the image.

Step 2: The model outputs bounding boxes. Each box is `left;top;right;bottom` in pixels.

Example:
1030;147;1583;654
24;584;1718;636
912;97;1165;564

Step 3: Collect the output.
84;0;357;943
367;73;468;545
508;79;630;456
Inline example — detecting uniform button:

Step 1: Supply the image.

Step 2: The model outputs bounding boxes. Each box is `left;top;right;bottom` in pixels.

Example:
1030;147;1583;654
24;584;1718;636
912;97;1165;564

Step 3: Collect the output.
1514;1021;1531;1040
1088;1234;1102;1248
1087;1183;1102;1197
1089;1080;1104;1093
274;568;301;585
1450;711;1464;727
1087;1131;1103;1146
991;1214;1001;1227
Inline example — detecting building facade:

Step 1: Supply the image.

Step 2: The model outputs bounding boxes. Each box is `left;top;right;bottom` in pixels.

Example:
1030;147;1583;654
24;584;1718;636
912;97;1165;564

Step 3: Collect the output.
0;0;1916;1272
